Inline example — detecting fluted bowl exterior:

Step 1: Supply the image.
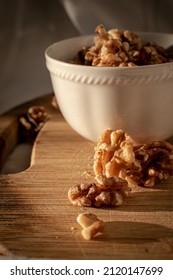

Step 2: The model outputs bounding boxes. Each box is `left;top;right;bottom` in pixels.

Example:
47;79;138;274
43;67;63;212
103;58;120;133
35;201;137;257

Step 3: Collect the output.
45;33;173;143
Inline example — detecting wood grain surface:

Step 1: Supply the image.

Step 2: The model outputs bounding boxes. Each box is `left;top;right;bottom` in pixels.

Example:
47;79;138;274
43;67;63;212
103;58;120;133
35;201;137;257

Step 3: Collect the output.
0;94;173;260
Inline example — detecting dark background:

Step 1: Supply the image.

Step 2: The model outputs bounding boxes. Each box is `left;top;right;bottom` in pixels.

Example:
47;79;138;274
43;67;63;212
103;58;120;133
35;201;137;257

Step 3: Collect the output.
0;0;78;114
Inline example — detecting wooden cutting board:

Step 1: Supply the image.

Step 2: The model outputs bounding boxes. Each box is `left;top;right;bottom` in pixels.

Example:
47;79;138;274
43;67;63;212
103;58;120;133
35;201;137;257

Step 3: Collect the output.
0;94;173;260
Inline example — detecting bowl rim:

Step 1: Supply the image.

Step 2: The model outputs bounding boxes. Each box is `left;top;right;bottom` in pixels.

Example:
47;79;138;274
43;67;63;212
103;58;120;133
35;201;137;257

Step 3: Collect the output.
45;31;173;71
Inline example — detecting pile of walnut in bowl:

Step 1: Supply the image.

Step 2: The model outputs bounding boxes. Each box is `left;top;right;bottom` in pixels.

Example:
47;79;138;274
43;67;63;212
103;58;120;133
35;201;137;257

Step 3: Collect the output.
71;24;173;67
68;129;173;208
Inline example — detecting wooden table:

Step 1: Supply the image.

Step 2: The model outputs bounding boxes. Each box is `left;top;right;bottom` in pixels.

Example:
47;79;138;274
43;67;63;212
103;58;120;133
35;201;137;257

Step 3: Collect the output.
0;94;173;260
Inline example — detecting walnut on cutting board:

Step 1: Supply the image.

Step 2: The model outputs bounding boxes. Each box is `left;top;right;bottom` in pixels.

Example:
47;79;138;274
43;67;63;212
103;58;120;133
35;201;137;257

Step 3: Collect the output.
68;181;131;208
77;213;105;240
19;105;49;142
93;129;135;186
129;141;173;187
68;129;173;208
93;129;173;188
19;106;49;133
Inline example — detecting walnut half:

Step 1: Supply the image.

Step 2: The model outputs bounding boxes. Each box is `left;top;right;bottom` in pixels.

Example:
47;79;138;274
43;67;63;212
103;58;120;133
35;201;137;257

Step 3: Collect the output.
68;181;131;208
93;129;136;186
128;141;173;187
93;129;173;188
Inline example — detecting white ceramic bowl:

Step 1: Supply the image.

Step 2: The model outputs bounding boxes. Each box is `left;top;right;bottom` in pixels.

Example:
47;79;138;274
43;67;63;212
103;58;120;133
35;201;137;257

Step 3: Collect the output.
45;32;173;143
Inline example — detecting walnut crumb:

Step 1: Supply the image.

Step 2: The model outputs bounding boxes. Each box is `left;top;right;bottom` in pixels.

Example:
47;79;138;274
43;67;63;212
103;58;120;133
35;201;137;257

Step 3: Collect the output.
77;213;105;240
51;96;58;109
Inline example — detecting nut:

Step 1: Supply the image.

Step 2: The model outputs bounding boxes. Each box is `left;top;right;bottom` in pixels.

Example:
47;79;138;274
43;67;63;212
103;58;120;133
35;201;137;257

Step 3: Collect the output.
19;106;49;133
68;129;173;210
27;106;49;131
82;221;105;240
93;129;135;186
77;213;105;240
93;129;173;188
19;105;49;142
68;181;131;208
128;141;173;187
71;24;173;67
51;96;58;109
77;213;99;228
